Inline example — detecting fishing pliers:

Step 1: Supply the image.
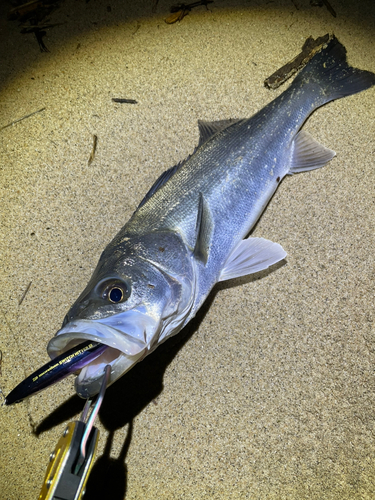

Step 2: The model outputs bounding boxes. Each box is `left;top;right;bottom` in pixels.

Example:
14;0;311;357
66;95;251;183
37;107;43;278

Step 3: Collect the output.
38;365;110;500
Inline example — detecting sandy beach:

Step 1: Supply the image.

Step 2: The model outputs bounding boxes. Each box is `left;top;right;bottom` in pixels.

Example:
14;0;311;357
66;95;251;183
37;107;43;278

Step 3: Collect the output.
1;1;375;498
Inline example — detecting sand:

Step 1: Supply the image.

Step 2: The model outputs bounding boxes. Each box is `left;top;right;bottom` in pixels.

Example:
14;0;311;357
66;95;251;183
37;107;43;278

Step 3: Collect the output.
1;0;375;498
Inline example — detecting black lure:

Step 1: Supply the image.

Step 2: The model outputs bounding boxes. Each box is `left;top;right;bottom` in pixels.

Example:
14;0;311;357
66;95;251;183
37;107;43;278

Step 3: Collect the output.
5;340;108;405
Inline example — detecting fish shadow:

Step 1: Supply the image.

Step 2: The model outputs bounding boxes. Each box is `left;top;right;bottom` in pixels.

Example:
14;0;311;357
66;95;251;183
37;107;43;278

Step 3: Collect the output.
34;260;285;499
34;289;215;500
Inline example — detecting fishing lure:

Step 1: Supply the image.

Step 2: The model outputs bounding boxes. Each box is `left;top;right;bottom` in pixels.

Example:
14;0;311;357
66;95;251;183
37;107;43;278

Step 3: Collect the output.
5;341;107;405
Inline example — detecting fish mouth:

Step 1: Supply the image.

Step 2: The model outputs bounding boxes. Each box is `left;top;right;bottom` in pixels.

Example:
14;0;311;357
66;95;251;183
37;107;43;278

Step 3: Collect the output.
48;311;157;398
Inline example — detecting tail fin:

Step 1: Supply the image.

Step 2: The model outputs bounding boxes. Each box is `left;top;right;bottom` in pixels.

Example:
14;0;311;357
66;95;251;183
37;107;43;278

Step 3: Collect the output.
293;36;375;103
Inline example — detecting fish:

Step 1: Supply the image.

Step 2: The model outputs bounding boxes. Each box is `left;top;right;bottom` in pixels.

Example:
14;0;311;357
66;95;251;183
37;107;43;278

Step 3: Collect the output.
7;37;375;404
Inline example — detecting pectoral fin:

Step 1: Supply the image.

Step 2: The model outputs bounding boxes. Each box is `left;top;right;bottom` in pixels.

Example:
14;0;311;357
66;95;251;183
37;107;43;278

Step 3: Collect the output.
193;192;213;265
219;237;287;282
289;130;335;173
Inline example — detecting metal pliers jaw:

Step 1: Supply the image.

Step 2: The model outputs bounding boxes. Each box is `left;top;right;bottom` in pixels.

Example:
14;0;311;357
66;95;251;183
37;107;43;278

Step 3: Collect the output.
39;365;111;500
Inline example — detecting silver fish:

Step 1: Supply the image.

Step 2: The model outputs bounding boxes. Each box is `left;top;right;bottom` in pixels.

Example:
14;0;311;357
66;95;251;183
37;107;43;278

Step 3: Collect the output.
48;37;375;398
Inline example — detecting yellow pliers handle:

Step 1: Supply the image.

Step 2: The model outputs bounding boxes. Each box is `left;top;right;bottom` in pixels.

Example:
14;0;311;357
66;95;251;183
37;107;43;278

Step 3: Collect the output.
38;420;99;500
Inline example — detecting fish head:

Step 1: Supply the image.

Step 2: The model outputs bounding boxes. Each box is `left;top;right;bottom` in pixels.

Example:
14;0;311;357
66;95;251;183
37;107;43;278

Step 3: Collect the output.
48;231;195;398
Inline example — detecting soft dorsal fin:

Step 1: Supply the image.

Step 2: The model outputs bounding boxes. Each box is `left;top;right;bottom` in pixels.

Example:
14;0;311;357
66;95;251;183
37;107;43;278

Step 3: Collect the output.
198;119;243;147
193;192;213;265
288;129;335;174
219;237;286;282
137;158;189;209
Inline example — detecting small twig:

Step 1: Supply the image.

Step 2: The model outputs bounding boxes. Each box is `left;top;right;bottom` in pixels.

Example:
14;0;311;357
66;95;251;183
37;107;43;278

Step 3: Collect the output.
0;107;45;131
8;0;43;20
112;98;138;104
290;0;299;10
132;23;141;35
322;0;336;17
165;9;188;23
88;134;98;165
19;281;32;306
166;0;212;23
20;23;64;30
310;0;336;17
169;0;212;12
34;29;49;52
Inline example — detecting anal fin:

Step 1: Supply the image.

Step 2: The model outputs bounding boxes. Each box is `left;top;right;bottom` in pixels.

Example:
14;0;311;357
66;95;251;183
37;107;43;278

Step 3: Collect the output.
289;129;335;174
219;237;287;282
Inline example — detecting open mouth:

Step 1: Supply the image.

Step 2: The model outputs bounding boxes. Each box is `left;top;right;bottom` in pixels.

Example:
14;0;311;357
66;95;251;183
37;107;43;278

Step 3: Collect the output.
47;317;152;398
5;310;157;404
5;316;153;405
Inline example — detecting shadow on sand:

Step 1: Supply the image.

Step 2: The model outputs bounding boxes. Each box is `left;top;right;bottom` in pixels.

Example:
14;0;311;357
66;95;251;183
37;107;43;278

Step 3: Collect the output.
34;261;284;499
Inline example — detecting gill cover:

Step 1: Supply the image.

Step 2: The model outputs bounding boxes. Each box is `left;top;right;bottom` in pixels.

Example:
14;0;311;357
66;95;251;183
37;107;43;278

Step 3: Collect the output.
48;230;195;398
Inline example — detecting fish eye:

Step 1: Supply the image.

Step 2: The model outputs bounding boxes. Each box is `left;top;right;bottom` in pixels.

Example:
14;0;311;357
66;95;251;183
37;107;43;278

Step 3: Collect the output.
108;287;123;303
100;279;130;303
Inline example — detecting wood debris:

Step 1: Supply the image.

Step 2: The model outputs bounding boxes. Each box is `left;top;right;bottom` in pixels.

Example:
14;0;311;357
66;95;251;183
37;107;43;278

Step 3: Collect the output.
264;34;332;90
19;281;32;306
88;135;98;166
165;0;213;24
112;98;138;104
0;108;45;131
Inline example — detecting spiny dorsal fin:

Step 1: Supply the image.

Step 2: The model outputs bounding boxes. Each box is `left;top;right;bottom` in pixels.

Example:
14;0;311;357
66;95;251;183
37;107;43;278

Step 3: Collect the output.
198;119;243;147
137;118;243;209
193;192;213;265
137;158;189;209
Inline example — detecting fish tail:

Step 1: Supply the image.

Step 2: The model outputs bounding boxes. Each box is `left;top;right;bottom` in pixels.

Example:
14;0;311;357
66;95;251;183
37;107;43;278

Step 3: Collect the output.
294;36;375;103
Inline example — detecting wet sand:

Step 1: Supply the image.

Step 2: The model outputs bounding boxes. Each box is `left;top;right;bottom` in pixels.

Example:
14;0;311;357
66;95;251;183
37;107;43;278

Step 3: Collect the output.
1;1;375;498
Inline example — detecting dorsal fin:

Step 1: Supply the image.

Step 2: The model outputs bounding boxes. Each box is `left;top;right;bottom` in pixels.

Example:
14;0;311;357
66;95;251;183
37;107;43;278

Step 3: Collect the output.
198;119;243;147
137;118;243;210
193;192;213;265
137;158;189;209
